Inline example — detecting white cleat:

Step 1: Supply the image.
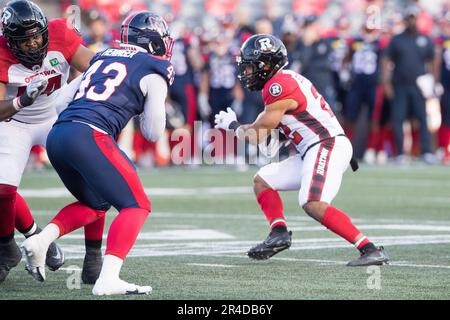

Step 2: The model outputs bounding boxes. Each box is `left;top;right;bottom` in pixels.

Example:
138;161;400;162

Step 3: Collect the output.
92;277;152;296
20;235;48;282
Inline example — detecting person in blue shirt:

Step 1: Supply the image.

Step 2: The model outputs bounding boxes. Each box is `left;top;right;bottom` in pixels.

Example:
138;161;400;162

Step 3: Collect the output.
21;11;174;296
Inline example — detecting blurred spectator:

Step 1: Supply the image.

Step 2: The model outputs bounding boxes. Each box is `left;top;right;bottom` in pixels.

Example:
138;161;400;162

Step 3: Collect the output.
198;34;243;124
344;25;384;163
436;12;450;164
83;13;116;53
383;6;437;164
298;15;336;110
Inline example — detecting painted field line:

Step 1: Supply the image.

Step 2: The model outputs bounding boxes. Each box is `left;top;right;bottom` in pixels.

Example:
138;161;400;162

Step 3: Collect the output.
210;255;450;270
19;187;253;198
187;263;238;268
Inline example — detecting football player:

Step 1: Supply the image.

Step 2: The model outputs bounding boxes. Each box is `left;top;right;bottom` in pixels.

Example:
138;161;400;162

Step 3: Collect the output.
215;34;389;266
21;11;174;295
0;0;102;285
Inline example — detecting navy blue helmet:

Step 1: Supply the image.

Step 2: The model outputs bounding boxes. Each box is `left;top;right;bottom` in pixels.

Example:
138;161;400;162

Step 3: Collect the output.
120;11;173;59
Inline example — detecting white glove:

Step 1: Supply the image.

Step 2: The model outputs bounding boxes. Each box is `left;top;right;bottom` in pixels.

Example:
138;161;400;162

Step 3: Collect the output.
214;107;237;130
198;93;212;119
20;75;48;107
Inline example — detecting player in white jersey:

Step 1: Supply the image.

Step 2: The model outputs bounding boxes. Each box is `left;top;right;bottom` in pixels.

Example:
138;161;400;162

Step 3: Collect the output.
0;0;100;285
215;34;389;266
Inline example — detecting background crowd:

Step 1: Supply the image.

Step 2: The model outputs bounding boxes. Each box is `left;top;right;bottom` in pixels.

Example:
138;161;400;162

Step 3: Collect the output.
20;0;450;169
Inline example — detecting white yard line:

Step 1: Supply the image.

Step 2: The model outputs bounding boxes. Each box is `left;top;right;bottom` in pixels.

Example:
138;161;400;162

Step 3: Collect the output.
187;263;238;268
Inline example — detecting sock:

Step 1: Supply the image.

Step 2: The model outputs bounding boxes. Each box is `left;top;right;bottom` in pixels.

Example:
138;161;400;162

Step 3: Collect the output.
23;223;38;238
321;206;371;250
51;202;106;237
367;128;380;150
0;184;17;239
257;189;287;229
37;223;61;248
105;208;149;259
15;193;35;234
98;254;123;280
84;215;106;251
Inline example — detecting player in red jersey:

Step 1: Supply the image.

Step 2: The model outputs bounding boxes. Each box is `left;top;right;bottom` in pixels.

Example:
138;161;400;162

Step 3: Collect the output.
0;0;101;285
215;34;389;266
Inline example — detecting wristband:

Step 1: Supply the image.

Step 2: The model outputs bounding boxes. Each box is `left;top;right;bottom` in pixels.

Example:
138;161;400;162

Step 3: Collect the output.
229;120;241;132
12;97;22;111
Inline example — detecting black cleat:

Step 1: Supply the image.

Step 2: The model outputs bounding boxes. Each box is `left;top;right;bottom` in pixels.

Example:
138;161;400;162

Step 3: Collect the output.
347;246;389;267
82;249;103;284
0;239;22;284
248;230;292;260
45;242;65;271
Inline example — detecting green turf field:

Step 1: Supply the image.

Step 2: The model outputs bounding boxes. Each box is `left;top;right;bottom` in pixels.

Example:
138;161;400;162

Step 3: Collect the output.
1;164;450;300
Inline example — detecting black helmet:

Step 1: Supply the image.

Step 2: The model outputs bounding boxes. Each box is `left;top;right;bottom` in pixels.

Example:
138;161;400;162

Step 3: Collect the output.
1;0;49;69
237;34;288;91
120;11;174;59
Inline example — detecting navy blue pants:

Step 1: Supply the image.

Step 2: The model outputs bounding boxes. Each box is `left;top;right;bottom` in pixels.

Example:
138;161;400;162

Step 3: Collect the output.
391;85;432;155
46;122;150;212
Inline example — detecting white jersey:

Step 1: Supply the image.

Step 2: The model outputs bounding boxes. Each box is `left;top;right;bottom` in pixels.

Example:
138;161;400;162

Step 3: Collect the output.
262;70;344;156
0;19;82;124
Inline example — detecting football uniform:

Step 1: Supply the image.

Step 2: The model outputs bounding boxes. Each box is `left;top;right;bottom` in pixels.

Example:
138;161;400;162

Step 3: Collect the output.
437;36;450;127
345;37;382;122
204;49;238;123
256;70;352;206
169;37;197;126
0;18;82;186
47;48;173;211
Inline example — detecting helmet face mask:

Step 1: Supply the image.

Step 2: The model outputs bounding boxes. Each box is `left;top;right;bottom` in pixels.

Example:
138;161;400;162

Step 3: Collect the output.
121;12;174;59
1;0;49;69
236;34;288;91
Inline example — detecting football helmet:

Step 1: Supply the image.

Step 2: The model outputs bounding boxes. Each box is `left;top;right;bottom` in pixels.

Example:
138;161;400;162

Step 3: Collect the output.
1;0;49;69
236;34;288;91
120;11;174;59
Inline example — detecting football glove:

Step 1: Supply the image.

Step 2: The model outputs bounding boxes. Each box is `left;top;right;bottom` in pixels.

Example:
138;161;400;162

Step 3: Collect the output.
19;75;48;108
214;107;238;130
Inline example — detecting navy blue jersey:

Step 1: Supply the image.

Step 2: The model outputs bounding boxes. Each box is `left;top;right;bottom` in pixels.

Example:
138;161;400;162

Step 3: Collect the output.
204;50;237;90
437;36;450;87
350;37;382;85
56;48;174;138
171;38;195;85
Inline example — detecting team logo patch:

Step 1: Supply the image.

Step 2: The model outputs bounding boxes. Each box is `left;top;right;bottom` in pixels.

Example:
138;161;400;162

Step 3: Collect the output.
50;58;59;67
269;83;283;97
1;8;12;25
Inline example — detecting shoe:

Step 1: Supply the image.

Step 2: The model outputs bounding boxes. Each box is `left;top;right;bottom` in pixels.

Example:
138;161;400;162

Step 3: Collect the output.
248;230;292;260
20;235;48;282
92;277;152;296
46;241;65;271
0;239;22;284
82;249;103;284
347;246;389;267
376;151;388;166
363;149;376;165
422;153;438;165
395;155;409;166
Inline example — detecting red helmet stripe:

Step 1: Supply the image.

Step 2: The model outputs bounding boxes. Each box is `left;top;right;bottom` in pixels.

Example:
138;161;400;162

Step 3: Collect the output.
122;12;141;44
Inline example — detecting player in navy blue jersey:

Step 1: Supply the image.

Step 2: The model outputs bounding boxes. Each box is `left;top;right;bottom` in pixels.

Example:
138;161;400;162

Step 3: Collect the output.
344;26;384;162
20;11;174;296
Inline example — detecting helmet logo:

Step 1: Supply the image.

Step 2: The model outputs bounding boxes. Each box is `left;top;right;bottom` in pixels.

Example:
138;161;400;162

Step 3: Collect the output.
269;83;282;97
1;9;12;25
258;38;273;51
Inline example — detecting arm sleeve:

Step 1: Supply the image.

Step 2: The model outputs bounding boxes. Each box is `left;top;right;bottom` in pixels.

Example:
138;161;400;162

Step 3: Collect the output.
54;75;83;114
139;74;168;142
